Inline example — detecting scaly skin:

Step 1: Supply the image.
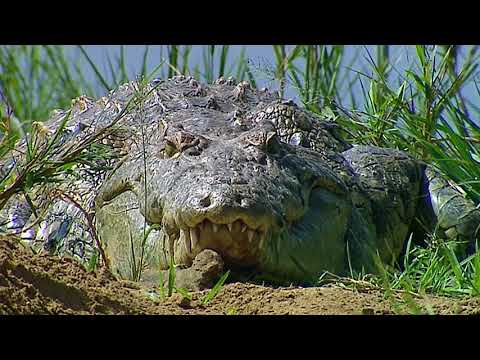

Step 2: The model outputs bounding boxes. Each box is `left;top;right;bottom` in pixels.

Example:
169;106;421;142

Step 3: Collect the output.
1;76;479;287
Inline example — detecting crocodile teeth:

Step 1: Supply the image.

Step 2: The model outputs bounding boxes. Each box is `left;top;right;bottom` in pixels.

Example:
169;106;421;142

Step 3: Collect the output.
213;223;219;233
227;223;233;232
259;235;265;250
181;228;191;254
190;227;199;250
247;229;255;242
232;220;241;233
241;224;247;233
180;228;187;239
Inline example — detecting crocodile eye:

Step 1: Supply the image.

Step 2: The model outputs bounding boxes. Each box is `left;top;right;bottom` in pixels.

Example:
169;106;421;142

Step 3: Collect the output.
242;122;283;155
162;130;201;158
161;130;209;159
265;132;281;154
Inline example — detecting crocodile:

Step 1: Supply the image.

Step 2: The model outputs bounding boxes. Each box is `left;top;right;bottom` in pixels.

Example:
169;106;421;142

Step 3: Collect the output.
1;75;479;288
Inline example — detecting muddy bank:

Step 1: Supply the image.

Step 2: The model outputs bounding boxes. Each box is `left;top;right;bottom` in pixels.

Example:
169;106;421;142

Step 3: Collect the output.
1;236;479;315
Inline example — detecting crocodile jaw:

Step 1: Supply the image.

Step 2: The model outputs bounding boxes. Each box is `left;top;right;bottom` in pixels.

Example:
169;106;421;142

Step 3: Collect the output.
164;218;268;268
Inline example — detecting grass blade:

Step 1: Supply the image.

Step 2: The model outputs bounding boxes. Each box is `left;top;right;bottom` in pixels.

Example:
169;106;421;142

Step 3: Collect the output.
202;270;230;305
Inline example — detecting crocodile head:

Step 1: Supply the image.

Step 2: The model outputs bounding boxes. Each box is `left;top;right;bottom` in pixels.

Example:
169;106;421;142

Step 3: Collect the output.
95;78;355;281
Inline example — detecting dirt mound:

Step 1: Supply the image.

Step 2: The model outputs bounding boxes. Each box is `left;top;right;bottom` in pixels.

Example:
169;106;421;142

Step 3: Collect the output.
0;236;160;314
1;236;479;315
159;282;480;315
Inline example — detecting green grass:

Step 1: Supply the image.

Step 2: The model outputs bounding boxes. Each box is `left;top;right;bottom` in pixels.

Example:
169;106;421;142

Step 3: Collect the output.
2;45;480;301
201;270;230;305
377;237;480;297
156;255;230;304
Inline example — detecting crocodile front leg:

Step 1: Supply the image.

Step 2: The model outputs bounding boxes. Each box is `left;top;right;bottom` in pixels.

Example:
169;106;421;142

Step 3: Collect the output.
415;166;480;254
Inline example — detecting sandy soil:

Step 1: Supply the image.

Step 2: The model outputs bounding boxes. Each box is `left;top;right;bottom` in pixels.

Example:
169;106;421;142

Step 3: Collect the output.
1;236;479;315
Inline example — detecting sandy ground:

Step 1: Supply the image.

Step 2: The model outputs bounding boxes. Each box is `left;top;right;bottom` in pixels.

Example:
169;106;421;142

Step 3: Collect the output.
1;236;479;315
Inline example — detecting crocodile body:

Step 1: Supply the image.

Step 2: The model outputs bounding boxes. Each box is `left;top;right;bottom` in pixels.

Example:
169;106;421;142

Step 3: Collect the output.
2;76;479;285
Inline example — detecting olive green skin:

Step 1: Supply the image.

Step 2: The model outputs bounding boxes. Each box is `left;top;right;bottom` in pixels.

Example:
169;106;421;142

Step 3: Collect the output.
92;78;480;282
2;76;479;284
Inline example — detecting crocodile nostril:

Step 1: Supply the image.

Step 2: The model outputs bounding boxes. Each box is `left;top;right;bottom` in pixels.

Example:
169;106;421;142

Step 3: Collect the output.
198;194;212;208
